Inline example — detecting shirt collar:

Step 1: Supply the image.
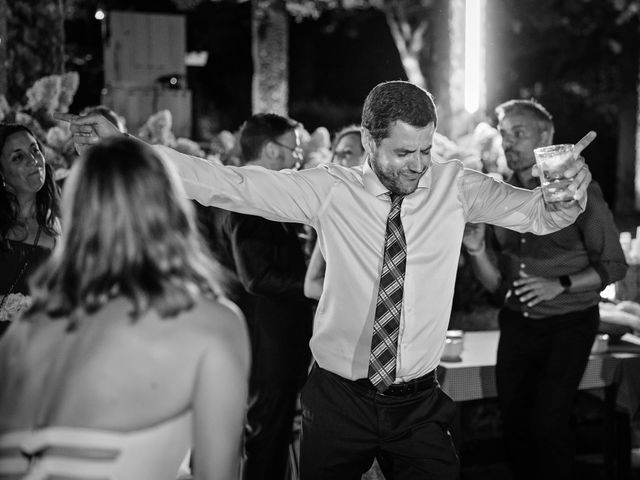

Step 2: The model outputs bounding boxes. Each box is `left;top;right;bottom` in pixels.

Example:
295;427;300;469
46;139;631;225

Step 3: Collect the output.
362;156;432;198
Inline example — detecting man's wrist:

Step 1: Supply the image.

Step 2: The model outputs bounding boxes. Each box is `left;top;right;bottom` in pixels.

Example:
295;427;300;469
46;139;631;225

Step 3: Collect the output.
559;274;572;292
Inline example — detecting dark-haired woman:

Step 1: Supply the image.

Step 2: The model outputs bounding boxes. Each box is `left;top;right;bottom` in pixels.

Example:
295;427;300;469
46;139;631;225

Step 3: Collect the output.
0;137;250;479
0;123;60;336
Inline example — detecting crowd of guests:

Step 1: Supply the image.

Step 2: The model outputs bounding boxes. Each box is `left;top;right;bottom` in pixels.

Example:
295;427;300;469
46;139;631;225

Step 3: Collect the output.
0;81;638;480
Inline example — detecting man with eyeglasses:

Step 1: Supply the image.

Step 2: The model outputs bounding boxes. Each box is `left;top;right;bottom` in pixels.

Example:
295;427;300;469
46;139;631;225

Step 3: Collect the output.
194;113;313;480
462;99;626;480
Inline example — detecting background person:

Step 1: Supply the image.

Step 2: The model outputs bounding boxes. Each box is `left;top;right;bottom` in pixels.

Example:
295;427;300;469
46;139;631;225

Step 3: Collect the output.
462;99;627;480
196;113;314;480
330;124;365;167
80;105;127;133
64;81;592;480
0;123;60;336
0;136;250;480
304;125;366;300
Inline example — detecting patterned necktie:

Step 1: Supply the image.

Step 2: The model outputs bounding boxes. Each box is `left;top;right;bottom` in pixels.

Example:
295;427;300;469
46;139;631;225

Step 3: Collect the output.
368;193;407;392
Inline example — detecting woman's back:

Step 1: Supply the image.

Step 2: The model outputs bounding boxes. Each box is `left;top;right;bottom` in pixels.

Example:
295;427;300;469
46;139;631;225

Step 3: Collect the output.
0;294;249;479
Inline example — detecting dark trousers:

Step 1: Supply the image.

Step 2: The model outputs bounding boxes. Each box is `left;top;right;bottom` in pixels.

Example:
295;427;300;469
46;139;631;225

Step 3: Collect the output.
240;299;311;480
496;306;599;480
299;366;459;480
244;381;300;480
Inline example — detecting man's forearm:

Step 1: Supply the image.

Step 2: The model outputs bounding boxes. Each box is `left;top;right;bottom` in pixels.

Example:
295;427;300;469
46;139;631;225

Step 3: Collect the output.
466;245;502;293
558;266;602;293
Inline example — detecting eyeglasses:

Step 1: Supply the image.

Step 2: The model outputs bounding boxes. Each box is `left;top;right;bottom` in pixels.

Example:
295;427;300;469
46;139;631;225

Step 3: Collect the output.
272;139;304;161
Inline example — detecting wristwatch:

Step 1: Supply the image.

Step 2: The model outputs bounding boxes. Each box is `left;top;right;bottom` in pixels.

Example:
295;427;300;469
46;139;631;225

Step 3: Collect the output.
559;275;572;292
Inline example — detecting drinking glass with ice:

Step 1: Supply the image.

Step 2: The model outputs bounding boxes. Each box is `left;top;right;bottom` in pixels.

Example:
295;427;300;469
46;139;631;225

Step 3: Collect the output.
533;144;576;204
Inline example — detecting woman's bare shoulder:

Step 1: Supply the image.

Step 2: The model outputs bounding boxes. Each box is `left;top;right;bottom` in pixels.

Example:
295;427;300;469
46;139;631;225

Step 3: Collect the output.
180;296;248;347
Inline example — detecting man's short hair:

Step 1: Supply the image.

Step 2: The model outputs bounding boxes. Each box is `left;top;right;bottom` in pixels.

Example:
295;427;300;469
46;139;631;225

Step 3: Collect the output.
81;105;126;133
361;81;437;145
239;113;298;163
331;124;361;151
495;99;554;135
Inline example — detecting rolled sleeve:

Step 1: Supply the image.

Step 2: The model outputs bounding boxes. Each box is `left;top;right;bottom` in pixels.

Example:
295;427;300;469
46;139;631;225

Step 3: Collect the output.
577;182;628;286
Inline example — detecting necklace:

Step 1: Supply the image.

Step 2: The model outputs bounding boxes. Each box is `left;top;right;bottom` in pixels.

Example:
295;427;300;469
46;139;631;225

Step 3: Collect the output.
0;226;42;311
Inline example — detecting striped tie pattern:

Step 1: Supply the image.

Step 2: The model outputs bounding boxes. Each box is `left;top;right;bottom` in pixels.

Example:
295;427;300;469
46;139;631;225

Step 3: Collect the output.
368;193;407;392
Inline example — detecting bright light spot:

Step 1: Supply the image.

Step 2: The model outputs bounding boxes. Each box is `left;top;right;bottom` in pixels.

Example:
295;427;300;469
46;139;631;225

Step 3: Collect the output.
170;77;178;85
95;9;105;21
464;0;484;113
185;51;209;67
601;283;616;302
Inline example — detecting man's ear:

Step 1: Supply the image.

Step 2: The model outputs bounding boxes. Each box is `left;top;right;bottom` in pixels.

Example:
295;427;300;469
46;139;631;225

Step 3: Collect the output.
361;128;377;156
541;128;554;146
263;141;278;160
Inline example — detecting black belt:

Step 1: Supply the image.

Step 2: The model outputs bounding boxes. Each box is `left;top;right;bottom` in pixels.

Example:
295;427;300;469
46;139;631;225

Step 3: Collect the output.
354;370;436;397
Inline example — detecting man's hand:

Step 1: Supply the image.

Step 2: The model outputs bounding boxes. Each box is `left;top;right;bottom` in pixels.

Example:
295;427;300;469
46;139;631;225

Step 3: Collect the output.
513;272;564;307
531;130;596;204
55;112;123;155
462;223;486;255
617;300;640;317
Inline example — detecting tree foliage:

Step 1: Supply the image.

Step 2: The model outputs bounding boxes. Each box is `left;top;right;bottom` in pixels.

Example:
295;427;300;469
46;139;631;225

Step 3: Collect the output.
169;0;437;88
5;0;65;106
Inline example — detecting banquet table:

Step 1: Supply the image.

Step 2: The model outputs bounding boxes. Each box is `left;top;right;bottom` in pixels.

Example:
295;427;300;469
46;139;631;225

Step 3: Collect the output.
437;330;640;480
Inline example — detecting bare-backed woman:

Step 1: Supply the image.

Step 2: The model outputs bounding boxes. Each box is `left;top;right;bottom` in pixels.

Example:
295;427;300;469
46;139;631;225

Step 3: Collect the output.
0;136;250;480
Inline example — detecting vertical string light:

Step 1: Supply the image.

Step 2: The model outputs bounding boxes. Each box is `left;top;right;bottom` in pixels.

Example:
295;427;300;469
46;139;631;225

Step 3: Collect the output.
464;0;485;113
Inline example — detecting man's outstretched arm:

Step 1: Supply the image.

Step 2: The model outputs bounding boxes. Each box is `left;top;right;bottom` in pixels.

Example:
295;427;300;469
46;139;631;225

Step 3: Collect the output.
59;112;330;226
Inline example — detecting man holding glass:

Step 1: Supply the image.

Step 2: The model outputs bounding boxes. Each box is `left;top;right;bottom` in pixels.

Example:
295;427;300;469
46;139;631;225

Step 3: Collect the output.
65;83;592;480
463;99;627;480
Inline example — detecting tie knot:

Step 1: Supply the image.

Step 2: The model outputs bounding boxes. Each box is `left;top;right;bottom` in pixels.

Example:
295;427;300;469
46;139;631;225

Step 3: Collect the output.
389;193;404;208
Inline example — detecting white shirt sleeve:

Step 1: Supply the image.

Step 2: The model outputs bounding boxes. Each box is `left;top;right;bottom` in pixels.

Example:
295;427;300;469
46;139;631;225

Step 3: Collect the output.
154;145;333;225
459;168;587;234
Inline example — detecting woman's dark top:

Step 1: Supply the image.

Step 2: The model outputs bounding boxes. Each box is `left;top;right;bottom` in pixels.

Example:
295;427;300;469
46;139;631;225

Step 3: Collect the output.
0;238;53;336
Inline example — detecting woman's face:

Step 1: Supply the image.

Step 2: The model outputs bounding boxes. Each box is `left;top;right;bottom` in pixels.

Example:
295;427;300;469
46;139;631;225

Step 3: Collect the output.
333;133;365;167
0;131;46;196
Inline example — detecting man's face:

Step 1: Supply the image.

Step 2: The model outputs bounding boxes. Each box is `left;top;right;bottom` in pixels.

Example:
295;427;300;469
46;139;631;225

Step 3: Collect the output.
366;120;435;195
498;112;551;174
273;129;303;170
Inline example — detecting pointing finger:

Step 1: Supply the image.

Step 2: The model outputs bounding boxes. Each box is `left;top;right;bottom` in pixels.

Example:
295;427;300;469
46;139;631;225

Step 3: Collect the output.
572;131;597;157
70;124;95;135
53;112;78;123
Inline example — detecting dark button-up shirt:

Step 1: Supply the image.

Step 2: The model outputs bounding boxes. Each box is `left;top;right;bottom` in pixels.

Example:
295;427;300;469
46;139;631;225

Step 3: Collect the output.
492;178;627;319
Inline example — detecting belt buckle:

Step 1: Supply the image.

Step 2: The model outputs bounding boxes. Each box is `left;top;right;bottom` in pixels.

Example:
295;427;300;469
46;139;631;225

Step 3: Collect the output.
381;382;411;397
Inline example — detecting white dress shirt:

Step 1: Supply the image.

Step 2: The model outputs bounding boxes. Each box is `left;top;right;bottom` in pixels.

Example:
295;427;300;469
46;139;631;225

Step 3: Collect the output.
155;146;586;382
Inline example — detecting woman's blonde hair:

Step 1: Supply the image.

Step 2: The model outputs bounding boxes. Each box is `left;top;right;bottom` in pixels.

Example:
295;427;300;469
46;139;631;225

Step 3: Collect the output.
30;136;221;321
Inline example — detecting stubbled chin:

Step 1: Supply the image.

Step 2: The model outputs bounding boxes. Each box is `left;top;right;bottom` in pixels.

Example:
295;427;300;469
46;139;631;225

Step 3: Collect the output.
394;182;419;195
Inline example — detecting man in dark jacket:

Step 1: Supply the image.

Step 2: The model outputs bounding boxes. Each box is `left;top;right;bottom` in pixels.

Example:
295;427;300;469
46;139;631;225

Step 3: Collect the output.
197;113;313;480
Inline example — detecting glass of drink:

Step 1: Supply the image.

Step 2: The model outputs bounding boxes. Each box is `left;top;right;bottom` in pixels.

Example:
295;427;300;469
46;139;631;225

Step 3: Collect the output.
533;144;575;204
441;330;464;362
